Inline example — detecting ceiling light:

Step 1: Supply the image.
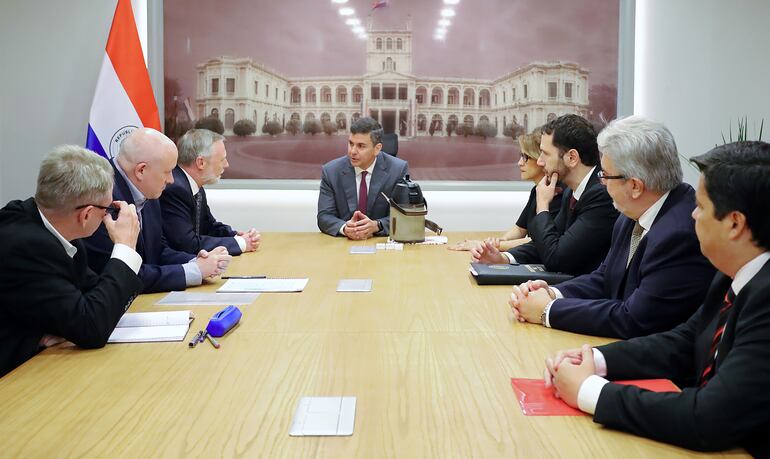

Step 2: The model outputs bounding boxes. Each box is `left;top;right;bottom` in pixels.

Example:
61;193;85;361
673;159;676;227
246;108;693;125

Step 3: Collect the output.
433;34;446;40
440;8;455;17
339;7;354;16
443;0;460;4
332;0;348;3
436;27;447;35
439;19;451;27
352;26;365;33
345;18;360;26
357;33;368;40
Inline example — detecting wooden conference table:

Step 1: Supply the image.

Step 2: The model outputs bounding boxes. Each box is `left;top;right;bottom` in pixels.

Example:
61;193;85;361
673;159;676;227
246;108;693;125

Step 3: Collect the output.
0;233;747;458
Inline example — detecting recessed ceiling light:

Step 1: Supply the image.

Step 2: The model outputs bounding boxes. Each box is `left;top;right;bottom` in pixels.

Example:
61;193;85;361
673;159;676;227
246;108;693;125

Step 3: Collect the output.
443;0;459;4
358;33;368;40
436;27;447;35
352;26;365;33
440;8;455;17
433;34;446;40
332;0;348;3
345;18;360;26
339;7;354;16
439;19;451;27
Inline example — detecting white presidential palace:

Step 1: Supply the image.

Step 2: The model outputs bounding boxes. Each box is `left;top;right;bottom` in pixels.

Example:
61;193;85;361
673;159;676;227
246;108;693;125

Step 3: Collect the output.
195;22;589;138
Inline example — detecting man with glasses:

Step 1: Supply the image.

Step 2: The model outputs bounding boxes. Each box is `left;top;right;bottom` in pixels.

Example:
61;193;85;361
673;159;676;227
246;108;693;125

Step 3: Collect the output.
0;145;143;377
472;114;618;276
509;116;715;338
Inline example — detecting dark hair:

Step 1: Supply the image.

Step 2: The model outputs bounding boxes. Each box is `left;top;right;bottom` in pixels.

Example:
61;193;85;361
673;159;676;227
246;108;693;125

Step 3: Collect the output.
691;141;770;250
350;117;383;146
543;114;600;166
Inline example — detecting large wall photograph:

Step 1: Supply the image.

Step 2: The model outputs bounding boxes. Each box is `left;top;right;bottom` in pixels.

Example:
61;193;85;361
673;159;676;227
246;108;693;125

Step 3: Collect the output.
164;0;619;181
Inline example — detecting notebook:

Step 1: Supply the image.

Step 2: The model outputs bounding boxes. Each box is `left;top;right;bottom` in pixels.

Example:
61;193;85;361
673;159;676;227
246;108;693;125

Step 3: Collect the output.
107;311;192;343
469;263;574;285
217;278;309;293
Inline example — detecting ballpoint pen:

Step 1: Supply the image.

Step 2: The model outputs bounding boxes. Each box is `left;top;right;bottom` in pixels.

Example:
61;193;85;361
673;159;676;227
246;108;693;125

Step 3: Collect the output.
221;276;267;279
188;330;203;348
206;332;221;349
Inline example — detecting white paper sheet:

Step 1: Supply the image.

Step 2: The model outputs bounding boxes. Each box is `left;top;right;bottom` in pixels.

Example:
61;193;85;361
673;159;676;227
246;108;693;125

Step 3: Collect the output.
289;396;356;436
156;291;259;306
217;278;309;293
108;311;191;343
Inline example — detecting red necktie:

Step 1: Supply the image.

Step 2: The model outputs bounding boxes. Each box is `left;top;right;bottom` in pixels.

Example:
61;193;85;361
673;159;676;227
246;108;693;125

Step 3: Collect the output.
700;288;736;385
569;195;577;211
358;171;368;213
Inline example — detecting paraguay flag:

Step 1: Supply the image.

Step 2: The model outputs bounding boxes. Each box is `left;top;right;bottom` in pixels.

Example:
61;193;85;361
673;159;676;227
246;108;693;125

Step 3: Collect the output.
85;0;160;159
372;0;388;11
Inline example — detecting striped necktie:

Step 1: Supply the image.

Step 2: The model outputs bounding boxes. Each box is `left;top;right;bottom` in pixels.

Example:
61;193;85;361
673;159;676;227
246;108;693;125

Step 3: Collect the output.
626;222;644;267
700;288;736;385
194;190;202;237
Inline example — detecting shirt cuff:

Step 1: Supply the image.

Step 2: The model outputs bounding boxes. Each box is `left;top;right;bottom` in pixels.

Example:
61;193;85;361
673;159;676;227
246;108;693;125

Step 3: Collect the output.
593;348;608;377
234;235;247;251
551;287;564;299
338;223;346;236
502;251;516;264
183;260;202;286
110;243;142;274
577;374;609;415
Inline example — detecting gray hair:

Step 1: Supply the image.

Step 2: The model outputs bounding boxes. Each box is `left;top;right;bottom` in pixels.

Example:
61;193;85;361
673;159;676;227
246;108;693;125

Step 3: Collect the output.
35;145;113;211
597;115;682;193
176;129;225;166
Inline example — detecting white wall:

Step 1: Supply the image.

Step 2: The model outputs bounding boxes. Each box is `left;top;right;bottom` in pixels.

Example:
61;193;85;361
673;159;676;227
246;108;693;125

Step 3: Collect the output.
206;189;529;233
634;0;770;182
0;0;115;203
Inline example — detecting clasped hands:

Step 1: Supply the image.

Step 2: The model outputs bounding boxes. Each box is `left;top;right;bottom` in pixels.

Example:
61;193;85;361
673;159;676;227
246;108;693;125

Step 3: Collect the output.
237;228;261;252
343;210;379;240
543;344;597;409
508;279;555;324
195;246;232;278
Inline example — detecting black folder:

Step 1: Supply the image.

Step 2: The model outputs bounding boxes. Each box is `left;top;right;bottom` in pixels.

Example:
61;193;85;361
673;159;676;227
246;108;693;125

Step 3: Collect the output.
469;263;574;285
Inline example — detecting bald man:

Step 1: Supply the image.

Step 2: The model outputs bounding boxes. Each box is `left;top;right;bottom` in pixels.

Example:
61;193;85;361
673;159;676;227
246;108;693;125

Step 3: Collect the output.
84;128;232;293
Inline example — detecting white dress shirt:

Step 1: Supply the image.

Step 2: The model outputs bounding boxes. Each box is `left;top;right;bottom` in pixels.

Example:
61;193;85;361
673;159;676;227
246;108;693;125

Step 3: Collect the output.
115;161;203;286
503;167;596;264
338;156;377;235
543;190;671;326
180;168;246;252
577;251;770;415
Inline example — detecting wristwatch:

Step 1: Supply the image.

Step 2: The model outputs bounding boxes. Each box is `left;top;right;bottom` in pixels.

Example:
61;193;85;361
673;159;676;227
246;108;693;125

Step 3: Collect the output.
540;303;552;327
377;220;384;233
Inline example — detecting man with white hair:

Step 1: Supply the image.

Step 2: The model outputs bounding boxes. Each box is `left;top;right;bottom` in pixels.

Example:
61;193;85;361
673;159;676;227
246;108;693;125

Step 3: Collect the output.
0;145;143;377
509;116;716;338
84;128;232;293
159;129;260;255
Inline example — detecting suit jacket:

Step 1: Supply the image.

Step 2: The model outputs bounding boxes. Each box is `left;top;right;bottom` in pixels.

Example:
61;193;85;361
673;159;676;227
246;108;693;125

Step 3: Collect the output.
550;184;716;338
84;160;196;293
159;166;241;255
0;198;143;377
508;171;618;275
593;264;770;456
317;152;409;236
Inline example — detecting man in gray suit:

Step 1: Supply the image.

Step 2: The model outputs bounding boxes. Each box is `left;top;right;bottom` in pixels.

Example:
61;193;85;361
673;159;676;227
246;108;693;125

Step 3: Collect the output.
317;117;409;239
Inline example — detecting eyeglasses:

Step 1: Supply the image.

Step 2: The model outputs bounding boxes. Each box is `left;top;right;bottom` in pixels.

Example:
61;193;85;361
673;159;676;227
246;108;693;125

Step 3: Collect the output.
75;204;119;218
518;154;535;164
597;170;626;181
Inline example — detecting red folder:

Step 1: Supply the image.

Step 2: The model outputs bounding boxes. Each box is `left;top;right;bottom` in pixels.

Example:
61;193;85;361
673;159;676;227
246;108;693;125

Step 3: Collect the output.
510;378;680;416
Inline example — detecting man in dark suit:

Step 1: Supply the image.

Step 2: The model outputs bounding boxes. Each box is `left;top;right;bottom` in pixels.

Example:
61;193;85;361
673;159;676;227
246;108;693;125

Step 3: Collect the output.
317;117;409;239
545;141;770;456
0;145;143;377
472;114;618;276
84;128;232;293
160;129;260;255
509;116;716;338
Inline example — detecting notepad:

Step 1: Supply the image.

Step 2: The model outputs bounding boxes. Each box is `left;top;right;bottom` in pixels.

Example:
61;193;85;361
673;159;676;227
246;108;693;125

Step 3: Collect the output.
289;396;356;436
107;311;192;343
350;245;376;254
156;291;259;306
510;378;680;416
217;278;309;293
337;279;373;292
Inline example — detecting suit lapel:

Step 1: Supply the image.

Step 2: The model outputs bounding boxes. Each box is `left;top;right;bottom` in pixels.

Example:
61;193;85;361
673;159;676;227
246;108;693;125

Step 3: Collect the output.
111;160;145;253
366;154;389;215
341;163;358;215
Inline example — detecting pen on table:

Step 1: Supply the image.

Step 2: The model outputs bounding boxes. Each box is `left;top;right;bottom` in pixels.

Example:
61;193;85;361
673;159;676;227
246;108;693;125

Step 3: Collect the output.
188;330;203;348
205;332;221;349
198;330;206;343
221;276;267;279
